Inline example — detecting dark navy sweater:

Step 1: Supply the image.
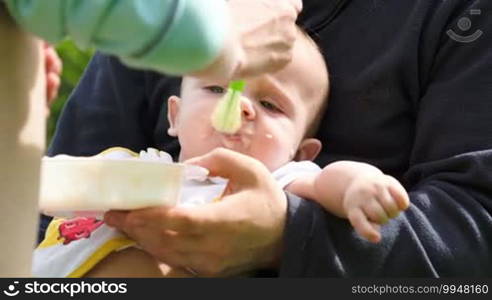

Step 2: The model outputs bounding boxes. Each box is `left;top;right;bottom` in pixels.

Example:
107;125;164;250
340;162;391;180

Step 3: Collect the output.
47;0;492;276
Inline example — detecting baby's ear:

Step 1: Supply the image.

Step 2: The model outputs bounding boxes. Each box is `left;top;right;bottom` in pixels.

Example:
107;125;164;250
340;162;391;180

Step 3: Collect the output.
295;138;322;161
167;96;181;137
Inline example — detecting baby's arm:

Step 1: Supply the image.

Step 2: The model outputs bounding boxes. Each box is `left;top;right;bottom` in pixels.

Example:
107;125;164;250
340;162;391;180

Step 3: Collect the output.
286;161;409;243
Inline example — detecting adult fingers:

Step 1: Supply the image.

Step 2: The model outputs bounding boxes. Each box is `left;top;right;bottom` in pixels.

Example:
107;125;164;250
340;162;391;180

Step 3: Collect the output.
46;72;60;102
44;45;62;75
105;206;211;235
44;44;62;103
185;148;268;186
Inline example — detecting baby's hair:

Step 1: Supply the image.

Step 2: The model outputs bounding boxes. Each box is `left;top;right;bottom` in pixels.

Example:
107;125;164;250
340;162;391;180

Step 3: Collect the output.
296;26;330;138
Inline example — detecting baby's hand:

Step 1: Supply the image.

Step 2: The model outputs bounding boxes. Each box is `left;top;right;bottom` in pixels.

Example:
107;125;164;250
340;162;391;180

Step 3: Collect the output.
343;174;409;243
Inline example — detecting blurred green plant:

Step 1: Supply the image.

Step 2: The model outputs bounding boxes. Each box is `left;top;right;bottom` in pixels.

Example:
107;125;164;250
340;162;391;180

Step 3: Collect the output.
47;40;93;145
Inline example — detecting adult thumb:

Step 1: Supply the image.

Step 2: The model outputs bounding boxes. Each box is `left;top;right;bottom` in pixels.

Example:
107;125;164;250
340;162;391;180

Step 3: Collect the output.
184;148;268;186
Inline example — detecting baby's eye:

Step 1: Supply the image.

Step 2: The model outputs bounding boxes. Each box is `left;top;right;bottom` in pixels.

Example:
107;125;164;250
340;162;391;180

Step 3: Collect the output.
204;85;225;94
260;100;282;113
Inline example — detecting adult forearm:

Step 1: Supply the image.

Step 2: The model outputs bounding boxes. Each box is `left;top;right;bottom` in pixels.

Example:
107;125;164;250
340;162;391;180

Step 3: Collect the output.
0;7;45;276
5;0;228;75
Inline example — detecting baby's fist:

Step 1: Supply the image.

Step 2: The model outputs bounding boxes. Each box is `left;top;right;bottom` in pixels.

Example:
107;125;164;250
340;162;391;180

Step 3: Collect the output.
344;174;409;243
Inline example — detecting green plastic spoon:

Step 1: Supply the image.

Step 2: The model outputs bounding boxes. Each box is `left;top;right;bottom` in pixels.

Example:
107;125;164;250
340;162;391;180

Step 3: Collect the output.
211;80;246;134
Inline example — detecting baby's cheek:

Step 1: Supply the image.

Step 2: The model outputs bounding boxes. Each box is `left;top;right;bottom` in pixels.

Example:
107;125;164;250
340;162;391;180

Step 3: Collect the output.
178;125;217;160
257;133;295;171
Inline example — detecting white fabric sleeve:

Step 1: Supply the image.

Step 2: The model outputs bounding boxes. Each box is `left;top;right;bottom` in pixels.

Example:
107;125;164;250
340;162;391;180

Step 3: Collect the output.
272;161;322;189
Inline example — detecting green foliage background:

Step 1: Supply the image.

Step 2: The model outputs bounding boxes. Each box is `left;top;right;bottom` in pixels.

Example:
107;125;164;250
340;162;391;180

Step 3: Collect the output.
47;40;93;144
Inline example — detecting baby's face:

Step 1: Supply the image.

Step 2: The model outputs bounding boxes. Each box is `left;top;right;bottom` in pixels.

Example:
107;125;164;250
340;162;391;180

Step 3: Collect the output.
168;32;328;171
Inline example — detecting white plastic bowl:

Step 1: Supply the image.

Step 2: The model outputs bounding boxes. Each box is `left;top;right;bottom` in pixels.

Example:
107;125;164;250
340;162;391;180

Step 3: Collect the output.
39;157;185;218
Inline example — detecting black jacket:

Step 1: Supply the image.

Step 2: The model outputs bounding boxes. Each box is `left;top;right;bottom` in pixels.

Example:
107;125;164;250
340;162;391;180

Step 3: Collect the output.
47;0;492;276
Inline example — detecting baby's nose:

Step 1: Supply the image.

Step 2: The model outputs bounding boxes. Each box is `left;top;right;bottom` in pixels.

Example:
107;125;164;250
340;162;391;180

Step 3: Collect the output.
240;96;256;120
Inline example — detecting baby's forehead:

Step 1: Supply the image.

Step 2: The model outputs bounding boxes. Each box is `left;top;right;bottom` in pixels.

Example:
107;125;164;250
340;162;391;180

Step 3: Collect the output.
272;32;329;106
182;29;328;108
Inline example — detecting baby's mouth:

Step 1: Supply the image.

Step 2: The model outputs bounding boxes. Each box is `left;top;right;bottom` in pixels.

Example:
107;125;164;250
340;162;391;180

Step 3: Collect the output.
216;122;254;150
219;131;251;150
222;133;243;141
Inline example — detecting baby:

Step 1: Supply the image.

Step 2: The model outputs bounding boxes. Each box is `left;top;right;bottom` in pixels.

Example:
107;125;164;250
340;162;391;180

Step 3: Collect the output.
34;28;409;277
165;29;409;243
